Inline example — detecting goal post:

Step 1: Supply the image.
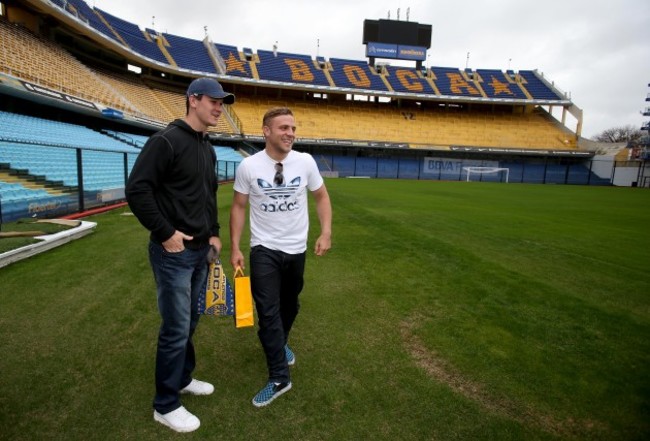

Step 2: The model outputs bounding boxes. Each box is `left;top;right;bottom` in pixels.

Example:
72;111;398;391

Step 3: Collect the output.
462;166;510;183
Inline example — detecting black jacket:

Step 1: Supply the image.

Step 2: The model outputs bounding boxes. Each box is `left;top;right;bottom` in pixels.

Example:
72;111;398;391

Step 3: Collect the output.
126;119;219;248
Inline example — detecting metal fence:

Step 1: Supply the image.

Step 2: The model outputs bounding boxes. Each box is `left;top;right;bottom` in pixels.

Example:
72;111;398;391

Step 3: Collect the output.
0;146;240;223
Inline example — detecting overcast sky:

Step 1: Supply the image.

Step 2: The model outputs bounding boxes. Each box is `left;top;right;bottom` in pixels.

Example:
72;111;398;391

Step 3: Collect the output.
90;0;650;139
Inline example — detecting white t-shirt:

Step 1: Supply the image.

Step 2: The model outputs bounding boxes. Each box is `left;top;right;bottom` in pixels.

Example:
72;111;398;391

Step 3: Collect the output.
233;149;324;254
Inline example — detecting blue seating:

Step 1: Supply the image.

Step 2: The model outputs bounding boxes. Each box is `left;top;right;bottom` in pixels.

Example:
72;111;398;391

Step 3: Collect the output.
384;65;436;94
47;1;567;103
50;1;566;104
215;146;243;163
102;130;148;148
0;139;249;221
476;69;528;100
329;58;388;91
215;43;253;78
56;0;120;44
96;8;168;64
517;71;564;101
431;67;482;98
214;146;242;181
256;50;329;86
0;179;73;221
0;111;140;153
0;115;243;198
0;179;75;221
163;32;217;73
0;182;49;202
0;141;131;190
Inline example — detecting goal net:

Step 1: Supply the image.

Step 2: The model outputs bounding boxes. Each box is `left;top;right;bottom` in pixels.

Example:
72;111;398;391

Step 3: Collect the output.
462;166;510;183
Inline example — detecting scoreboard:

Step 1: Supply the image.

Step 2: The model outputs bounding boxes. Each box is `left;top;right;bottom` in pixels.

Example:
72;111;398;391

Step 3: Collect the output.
363;19;431;48
362;19;431;64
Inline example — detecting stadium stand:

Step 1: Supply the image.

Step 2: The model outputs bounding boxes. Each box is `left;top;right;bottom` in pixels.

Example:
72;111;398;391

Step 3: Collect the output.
329;58;389;91
0;19;237;133
231;95;575;149
88;69;236;134
56;0;119;44
33;0;570;104
92;68;176;122
431;67;485;98
3;0;646;223
95;8;168;64
101;130;148;148
0;3;580;146
516;71;564;101
256;50;331;86
383;65;437;94
162;32;218;74
0;19;135;113
0;111;137;192
215;146;244;164
1;6;572;145
475;69;530;100
0;109;243;221
215;43;255;78
0;111;140;153
0;142;124;189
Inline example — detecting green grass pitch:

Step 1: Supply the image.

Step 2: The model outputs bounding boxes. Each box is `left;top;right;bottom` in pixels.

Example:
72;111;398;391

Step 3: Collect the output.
0;179;648;440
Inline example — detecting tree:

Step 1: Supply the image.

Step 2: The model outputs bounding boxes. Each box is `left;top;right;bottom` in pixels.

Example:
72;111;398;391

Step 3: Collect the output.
594;125;644;145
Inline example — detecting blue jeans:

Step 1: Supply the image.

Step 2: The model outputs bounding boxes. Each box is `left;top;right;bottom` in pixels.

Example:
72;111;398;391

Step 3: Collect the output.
148;241;209;414
250;245;305;384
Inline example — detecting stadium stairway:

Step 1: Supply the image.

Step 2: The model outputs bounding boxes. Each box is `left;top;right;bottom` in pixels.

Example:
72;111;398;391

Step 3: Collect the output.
0;169;69;196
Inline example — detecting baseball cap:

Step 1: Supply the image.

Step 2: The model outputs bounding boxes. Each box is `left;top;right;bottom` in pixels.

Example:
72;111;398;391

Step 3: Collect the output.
186;77;235;104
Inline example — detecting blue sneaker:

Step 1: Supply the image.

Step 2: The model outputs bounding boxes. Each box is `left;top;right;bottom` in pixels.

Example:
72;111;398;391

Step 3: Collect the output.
252;381;292;407
285;345;295;366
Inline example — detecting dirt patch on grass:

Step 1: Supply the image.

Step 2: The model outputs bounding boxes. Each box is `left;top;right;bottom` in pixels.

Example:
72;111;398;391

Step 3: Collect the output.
400;315;608;439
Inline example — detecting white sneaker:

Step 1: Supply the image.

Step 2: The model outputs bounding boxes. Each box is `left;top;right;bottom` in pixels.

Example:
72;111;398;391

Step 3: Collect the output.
153;406;200;433
180;378;214;395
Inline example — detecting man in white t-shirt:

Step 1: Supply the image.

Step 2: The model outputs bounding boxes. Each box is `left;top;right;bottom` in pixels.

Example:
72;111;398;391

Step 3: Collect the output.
230;107;332;408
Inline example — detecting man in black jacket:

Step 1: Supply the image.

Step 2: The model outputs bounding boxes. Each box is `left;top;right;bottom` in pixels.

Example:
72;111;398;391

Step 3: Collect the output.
126;77;234;433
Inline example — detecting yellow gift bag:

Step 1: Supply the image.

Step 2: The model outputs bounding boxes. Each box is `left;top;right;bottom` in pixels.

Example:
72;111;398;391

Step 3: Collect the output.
234;266;255;328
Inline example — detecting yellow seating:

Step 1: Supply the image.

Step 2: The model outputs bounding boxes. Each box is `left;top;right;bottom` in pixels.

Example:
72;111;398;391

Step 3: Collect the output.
231;96;575;150
94;69;176;122
0;20;135;114
0;20;235;134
